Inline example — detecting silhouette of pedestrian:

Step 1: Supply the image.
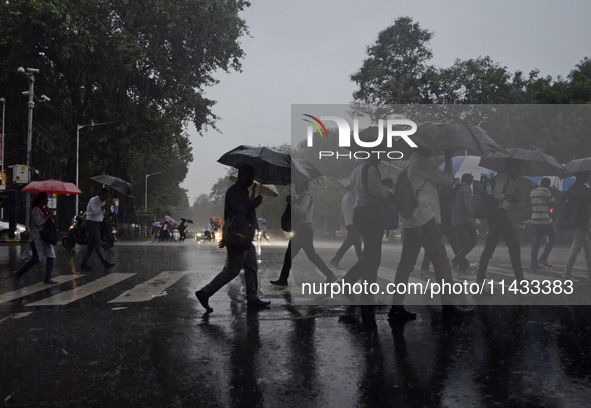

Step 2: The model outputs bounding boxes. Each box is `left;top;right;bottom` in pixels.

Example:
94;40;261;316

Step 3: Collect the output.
562;172;591;279
196;165;271;312
476;160;524;285
270;181;336;286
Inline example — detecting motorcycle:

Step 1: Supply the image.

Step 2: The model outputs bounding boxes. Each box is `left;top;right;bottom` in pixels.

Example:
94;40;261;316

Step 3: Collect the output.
62;211;116;250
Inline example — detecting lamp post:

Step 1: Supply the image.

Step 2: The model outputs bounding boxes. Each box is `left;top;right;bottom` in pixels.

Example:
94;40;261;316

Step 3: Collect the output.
145;172;164;212
76;121;112;214
18;67;39;229
0;97;5;192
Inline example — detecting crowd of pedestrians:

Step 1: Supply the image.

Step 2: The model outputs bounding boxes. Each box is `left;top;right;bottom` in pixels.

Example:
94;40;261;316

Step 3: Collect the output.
12;149;591;325
191;148;591;324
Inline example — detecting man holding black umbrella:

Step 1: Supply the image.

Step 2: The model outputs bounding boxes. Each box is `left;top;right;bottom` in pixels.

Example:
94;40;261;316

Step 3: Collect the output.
195;165;271;313
80;187;115;271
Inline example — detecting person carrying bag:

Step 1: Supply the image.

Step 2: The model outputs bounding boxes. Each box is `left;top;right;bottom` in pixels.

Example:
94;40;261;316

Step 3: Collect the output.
13;192;57;285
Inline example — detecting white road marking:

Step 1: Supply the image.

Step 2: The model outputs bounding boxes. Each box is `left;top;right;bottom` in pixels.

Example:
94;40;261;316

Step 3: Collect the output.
26;273;135;306
0;275;83;305
12;312;33;319
108;271;190;303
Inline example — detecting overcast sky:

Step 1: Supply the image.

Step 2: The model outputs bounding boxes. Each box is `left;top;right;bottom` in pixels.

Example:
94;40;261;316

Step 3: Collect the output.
180;0;591;202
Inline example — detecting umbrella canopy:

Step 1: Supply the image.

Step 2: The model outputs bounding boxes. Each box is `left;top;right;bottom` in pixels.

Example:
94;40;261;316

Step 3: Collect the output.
258;218;271;229
229;175;279;197
388;122;507;156
152;221;163;228
210;217;223;228
563;158;591;177
180;218;194;223
523;176;576;192
164;215;178;228
90;175;135;197
292;158;323;184
22;179;82;195
218;145;291;185
437;156;496;180
479;148;564;177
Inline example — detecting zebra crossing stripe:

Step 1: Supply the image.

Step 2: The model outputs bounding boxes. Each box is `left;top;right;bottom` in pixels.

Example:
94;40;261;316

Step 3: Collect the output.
26;273;135;306
108;271;191;303
0;275;83;305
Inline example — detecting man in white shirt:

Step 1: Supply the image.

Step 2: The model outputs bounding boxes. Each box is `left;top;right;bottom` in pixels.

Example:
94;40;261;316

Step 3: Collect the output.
80;188;115;271
389;148;471;321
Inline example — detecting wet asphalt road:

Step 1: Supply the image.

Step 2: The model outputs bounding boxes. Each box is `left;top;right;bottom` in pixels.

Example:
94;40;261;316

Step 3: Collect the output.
1;239;591;408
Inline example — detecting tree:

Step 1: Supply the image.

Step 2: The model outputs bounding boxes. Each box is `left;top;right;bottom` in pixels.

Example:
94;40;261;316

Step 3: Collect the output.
0;0;250;223
351;16;435;106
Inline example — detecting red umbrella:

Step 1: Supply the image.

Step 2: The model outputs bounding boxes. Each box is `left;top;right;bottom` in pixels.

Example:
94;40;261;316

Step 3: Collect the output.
22;180;82;195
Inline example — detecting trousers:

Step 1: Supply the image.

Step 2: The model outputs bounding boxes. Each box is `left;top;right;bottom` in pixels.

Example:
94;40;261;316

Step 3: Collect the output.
332;225;363;264
278;224;334;281
530;223;557;263
477;210;524;283
201;244;259;301
563;227;591;277
393;218;454;305
81;221;110;267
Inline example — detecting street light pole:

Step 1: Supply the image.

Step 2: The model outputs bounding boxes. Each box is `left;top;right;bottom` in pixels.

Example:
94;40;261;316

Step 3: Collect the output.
145;172;164;212
76;121;112;214
0;97;5;191
18;67;39;230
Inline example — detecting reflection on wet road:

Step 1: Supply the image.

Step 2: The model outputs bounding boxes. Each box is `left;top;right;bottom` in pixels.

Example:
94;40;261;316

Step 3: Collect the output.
0;241;590;407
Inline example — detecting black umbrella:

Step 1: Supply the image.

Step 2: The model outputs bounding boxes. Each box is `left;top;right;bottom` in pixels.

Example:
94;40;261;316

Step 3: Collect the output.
386;122;507;156
563;158;591;177
181;218;194;224
90;175;135;197
479;148;564;177
292;158;323;184
218;145;291;185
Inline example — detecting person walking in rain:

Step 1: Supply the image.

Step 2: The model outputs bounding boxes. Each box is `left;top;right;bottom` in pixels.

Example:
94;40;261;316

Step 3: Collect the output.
14;192;57;284
270;181;337;286
329;190;363;269
341;154;391;308
476;160;524;285
389;148;471;321
562;172;591;280
178;219;188;242
450;173;478;276
195;165;271;312
529;177;557;270
80;187;115;271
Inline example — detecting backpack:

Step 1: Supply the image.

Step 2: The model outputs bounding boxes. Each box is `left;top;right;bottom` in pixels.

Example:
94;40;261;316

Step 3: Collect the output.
362;164;400;229
223;211;257;251
392;159;427;219
472;175;500;219
558;192;573;231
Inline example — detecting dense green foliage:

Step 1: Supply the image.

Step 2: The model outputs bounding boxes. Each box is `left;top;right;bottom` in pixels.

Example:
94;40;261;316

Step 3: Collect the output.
0;0;250;224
